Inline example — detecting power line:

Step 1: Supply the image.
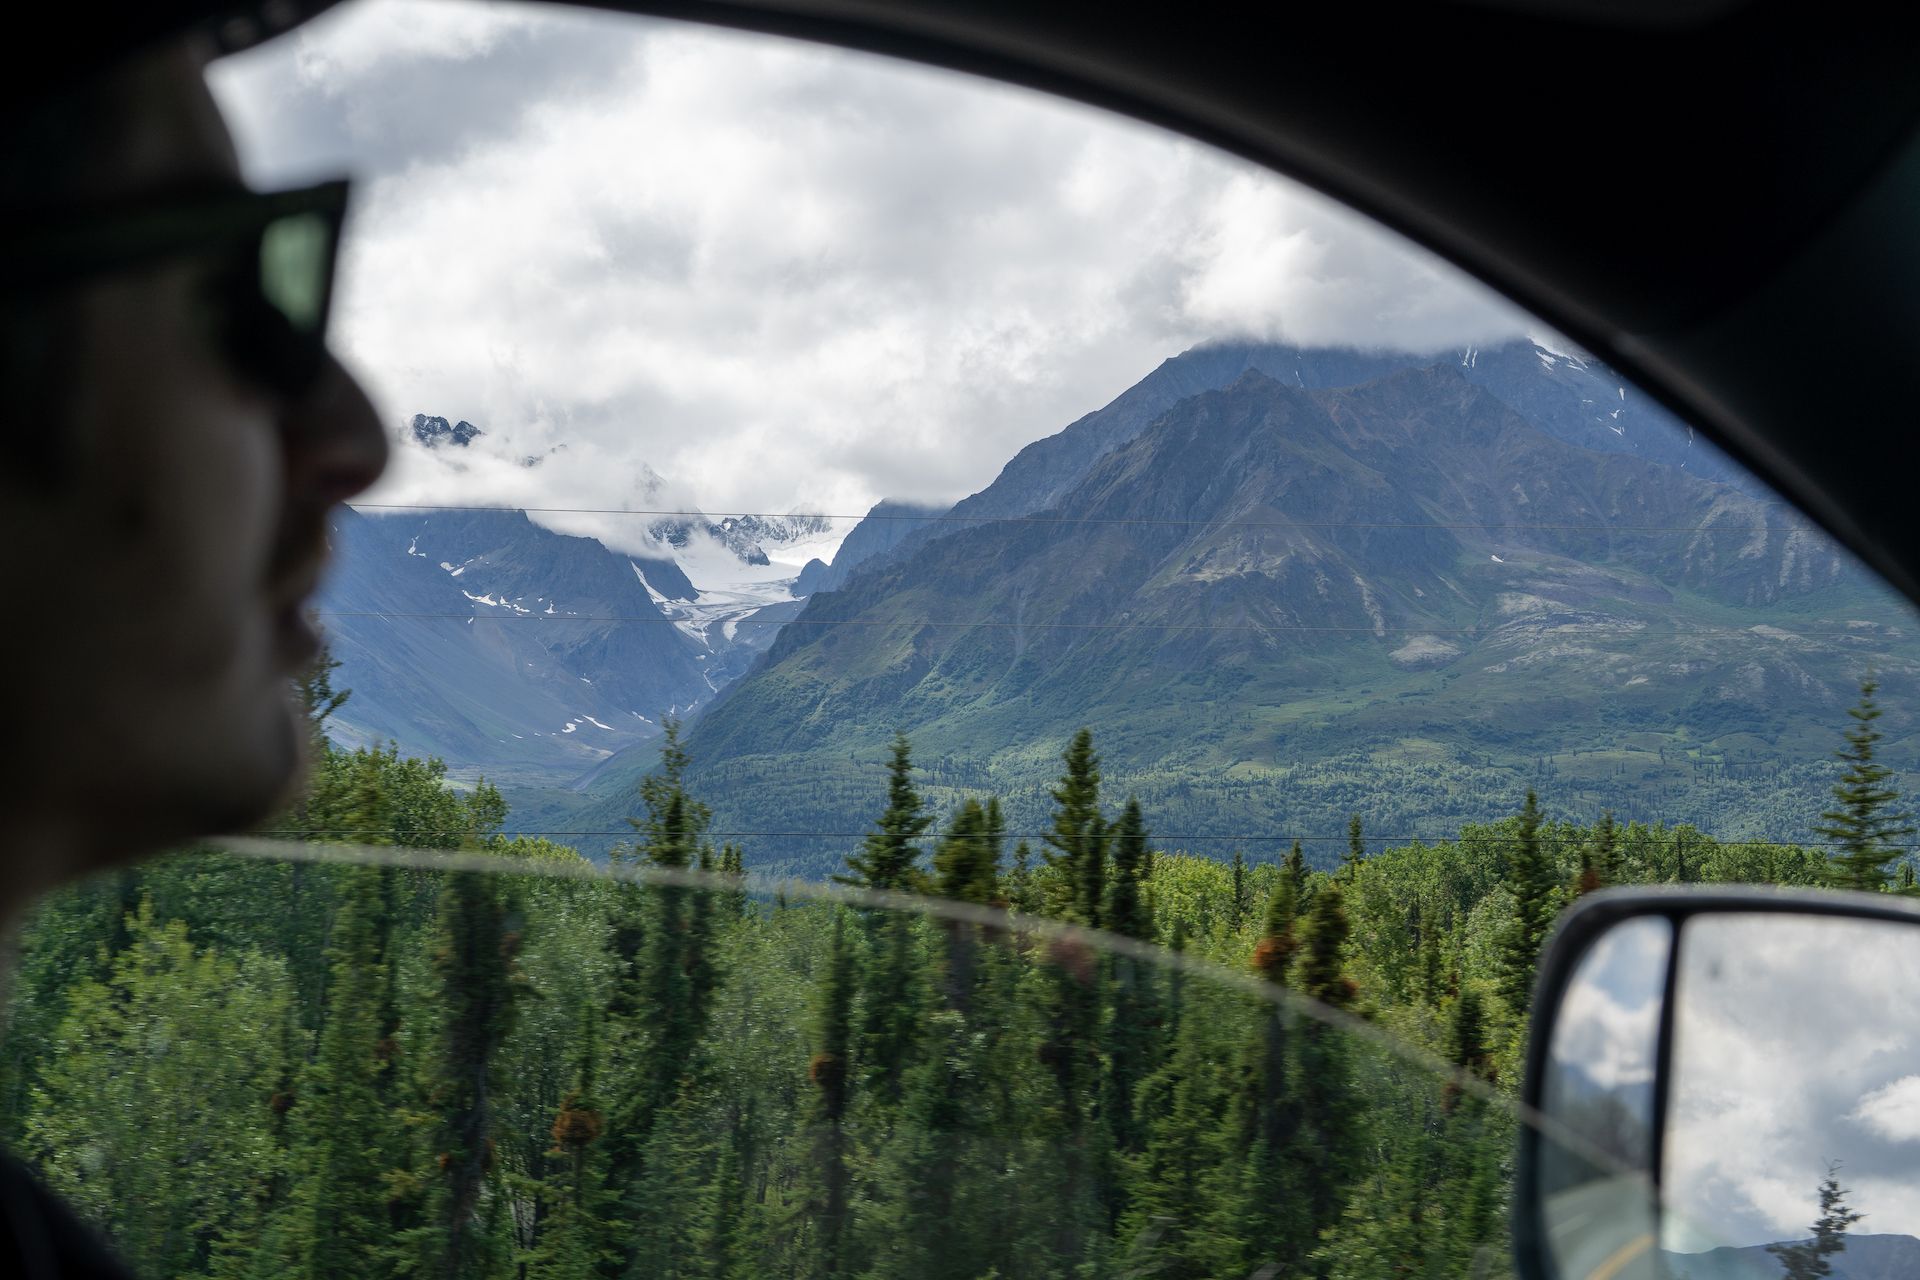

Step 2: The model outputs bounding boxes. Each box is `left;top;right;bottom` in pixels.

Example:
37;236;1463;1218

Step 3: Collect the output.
350;500;1803;536
314;609;1886;636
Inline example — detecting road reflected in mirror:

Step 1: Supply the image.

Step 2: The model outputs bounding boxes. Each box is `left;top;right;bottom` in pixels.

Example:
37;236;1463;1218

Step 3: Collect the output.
1662;912;1920;1277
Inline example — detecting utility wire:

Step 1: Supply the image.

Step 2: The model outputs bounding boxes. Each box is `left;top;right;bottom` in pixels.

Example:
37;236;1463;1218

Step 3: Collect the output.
351;500;1803;536
314;609;1889;636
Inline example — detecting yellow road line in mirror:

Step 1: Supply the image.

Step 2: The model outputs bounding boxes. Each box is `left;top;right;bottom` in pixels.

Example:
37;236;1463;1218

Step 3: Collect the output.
1586;1232;1654;1280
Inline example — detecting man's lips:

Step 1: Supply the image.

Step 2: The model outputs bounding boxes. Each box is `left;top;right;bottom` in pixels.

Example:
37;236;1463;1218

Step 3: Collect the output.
266;534;330;616
267;539;330;669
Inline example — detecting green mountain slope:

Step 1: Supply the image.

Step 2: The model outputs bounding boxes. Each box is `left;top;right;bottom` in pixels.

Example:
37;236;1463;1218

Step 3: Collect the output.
537;363;1919;873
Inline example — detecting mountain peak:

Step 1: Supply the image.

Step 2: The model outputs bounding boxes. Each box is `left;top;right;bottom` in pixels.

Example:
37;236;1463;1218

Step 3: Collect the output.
1221;366;1293;395
411;414;483;448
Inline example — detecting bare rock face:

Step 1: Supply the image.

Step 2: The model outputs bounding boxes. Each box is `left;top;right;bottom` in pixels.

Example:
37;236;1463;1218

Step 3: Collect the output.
1389;635;1462;669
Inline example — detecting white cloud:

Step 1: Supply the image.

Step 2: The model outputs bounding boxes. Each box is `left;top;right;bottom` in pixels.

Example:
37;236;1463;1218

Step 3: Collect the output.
1852;1075;1920;1144
1178;172;1522;352
1551;916;1667;1090
1662;914;1920;1252
208;0;1529;523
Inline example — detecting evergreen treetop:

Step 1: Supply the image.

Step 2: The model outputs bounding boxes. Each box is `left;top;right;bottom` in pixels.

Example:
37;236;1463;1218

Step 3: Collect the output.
1251;876;1299;986
1284;839;1308;894
1105;797;1155;942
627;719;712;870
1497;790;1556;1017
1296;882;1355;1009
1766;1164;1862;1280
1576;811;1620;897
1043;728;1108;927
1816;676;1915;892
933;799;999;906
1339;814;1365;881
836;733;933;893
1228;850;1249;933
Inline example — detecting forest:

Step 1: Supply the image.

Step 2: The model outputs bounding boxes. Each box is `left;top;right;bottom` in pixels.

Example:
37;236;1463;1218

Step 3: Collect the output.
0;657;1897;1280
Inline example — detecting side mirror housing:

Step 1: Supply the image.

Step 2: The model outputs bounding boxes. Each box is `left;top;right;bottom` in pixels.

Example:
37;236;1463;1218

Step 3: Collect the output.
1515;886;1920;1280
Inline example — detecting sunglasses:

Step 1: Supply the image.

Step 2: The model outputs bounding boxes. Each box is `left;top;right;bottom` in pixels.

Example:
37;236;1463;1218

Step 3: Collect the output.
0;178;349;398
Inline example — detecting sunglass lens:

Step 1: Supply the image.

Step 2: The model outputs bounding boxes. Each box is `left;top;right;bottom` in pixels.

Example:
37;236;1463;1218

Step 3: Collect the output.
259;211;333;335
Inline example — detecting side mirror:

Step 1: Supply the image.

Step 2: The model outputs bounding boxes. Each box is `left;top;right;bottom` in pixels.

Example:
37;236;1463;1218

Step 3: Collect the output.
1515;887;1920;1280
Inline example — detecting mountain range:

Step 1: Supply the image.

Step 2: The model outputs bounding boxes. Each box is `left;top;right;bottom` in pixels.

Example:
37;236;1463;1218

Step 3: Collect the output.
318;440;886;784
316;340;1920;869
1664;1234;1920;1280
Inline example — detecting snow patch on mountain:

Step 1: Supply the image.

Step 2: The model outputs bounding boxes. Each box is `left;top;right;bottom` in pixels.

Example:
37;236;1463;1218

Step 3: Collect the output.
634;533;807;651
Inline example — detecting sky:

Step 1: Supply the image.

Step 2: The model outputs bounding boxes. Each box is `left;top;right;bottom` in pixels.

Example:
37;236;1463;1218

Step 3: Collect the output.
207;0;1534;544
1664;914;1920;1252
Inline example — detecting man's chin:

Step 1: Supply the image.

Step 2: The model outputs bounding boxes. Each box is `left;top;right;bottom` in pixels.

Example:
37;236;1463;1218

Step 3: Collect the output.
126;706;308;855
243;702;314;834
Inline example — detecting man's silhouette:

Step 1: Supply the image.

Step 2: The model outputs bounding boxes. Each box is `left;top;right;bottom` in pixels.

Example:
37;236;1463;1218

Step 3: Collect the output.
1;9;388;1274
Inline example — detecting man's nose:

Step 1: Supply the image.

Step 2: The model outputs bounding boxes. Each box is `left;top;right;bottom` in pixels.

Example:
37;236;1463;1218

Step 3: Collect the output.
283;352;389;505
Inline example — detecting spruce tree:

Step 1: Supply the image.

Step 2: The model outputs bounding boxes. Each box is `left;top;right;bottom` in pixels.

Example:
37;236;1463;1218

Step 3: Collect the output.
1497;791;1557;1017
1236;873;1303;1253
1340;813;1366;881
604;722;724;1268
933;799;999;906
1417;915;1446;1007
1228;850;1249;933
1293;881;1359;1251
284;645;351;848
1296;880;1356;1013
700;1129;752;1280
1766;1164;1862;1280
838;736;932;1101
1251;877;1300;988
1815;676;1915;891
933;799;998;1012
287;866;397;1279
1006;836;1036;917
1103;798;1157;1160
1124;983;1237;1279
412;871;521;1280
1284;839;1308;899
527;1003;606;1280
1443;986;1492;1113
1043;728;1107;927
1104;798;1154;943
983;797;1007;886
1037;942;1106;1260
1006;839;1038;914
1594;810;1621;883
1430;984;1511;1276
864;1010;973;1278
800;913;856;1279
718;842;747;921
836;732;933;893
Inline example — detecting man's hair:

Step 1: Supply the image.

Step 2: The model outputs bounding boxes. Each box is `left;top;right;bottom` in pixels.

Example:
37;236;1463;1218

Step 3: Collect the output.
2;70;134;214
0;70;137;477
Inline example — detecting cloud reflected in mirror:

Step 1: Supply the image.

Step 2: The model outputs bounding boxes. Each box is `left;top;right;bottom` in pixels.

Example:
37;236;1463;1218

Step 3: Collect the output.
1664;912;1920;1267
1539;913;1670;1280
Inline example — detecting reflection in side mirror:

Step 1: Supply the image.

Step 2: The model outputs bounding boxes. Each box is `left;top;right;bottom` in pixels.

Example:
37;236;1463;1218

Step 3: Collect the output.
1535;915;1669;1280
1517;891;1920;1280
